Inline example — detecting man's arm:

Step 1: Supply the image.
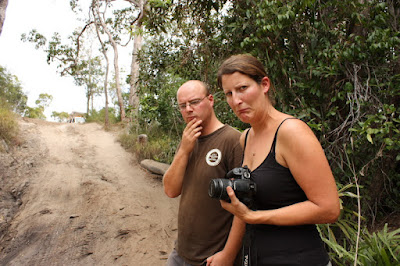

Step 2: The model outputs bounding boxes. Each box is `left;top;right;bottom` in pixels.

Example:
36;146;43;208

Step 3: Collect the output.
163;147;190;198
163;118;203;198
206;217;246;266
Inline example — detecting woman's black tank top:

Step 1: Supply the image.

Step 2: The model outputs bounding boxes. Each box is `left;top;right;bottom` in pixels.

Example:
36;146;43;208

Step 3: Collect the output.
243;118;330;265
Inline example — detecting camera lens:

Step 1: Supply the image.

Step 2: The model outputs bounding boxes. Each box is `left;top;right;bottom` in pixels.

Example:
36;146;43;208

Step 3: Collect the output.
208;179;231;201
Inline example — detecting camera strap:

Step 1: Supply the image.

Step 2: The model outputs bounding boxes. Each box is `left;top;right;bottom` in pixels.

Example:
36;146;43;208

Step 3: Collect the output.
242;224;256;266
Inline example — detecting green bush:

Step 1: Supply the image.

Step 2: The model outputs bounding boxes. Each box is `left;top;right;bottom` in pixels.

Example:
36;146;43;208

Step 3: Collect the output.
86;107;119;124
358;224;400;265
118;121;179;164
118;131;178;163
320;222;400;265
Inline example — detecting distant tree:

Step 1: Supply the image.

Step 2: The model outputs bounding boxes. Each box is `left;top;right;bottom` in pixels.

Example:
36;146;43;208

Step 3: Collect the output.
51;111;70;122
21;29;106;117
87;0;124;120
88;0;151;121
25;93;53;120
86;107;119;124
93;9;111;127
24;106;45;120
73;56;104;114
0;65;27;114
35;93;53;109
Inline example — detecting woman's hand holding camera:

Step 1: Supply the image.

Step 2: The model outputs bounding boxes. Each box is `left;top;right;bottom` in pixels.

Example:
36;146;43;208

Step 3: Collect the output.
220;186;253;223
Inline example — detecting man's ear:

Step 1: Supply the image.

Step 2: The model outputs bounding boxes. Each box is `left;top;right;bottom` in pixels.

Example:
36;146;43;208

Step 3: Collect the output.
208;94;214;106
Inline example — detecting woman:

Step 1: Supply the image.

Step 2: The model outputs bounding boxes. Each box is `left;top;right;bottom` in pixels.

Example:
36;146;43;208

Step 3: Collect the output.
217;54;340;265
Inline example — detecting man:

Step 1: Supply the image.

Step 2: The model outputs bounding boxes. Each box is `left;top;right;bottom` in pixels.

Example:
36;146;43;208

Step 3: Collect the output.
164;80;245;266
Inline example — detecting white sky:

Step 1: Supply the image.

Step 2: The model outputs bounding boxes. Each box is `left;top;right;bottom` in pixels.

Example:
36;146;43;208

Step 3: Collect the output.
0;0;130;120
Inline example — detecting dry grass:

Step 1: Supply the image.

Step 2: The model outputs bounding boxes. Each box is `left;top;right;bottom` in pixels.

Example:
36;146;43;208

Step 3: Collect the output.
0;107;19;151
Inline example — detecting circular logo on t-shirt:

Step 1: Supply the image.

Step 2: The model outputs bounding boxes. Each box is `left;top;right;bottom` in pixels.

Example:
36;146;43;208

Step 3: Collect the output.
206;149;222;166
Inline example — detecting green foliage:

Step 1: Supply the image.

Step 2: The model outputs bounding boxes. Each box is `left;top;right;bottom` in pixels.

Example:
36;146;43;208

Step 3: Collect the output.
318;183;400;265
24;93;53;120
51;111;70;122
358;225;400;265
320;222;400;266
118;122;179;164
22;29;106;116
0;105;19;148
24;106;46;120
86;107;119;124
21;29;81;76
0;66;28;114
35;93;53;108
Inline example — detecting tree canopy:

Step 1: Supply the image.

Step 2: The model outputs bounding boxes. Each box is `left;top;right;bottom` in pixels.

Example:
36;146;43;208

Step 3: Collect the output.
0;65;27;114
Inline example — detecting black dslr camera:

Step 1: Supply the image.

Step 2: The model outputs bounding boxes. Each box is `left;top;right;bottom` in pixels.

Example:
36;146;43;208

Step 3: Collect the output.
208;166;256;208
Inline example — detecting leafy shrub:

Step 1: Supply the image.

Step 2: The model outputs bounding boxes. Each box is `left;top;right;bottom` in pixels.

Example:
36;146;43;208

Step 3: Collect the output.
118;120;180;164
321;222;400;265
86;107;119;124
318;182;400;265
118;131;178;164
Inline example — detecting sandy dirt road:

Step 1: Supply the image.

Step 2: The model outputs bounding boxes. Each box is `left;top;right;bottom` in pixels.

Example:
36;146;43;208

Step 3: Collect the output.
0;118;179;266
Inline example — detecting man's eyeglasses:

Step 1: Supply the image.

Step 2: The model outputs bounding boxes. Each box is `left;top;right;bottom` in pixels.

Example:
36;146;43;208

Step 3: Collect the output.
178;95;208;110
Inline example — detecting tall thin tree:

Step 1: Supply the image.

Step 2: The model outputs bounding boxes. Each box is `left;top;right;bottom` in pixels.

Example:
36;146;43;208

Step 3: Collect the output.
92;0;126;120
93;10;110;127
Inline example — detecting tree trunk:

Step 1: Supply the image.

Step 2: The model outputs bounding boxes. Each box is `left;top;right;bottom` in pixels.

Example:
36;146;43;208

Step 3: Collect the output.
110;36;126;121
103;62;110;127
129;30;142;115
91;93;94;112
128;0;146;121
86;89;90;115
93;14;110;127
93;0;126;121
0;0;8;36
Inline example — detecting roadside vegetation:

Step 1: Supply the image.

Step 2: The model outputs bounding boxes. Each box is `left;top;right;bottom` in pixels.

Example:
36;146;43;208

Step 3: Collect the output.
118;121;179;164
0;103;19;151
0;66;25;150
85;108;119;125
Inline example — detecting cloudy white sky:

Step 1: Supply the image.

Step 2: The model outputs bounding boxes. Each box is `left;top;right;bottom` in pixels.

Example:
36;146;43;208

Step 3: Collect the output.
0;0;129;120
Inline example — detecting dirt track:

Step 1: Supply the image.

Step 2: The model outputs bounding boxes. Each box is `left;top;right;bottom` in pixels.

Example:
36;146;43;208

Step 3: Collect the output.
0;118;178;266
